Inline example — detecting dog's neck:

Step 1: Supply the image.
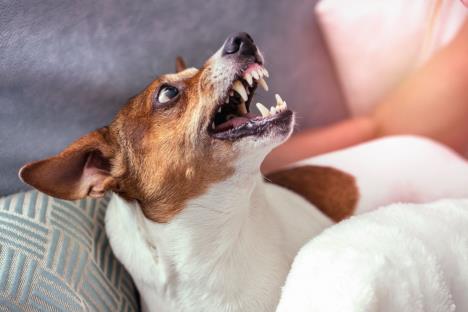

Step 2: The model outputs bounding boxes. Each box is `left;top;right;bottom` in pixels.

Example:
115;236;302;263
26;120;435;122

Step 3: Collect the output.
106;153;296;311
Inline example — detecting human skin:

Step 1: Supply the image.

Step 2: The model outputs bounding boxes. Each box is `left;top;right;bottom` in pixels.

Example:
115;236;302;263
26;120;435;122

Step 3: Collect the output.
262;20;468;174
373;19;468;152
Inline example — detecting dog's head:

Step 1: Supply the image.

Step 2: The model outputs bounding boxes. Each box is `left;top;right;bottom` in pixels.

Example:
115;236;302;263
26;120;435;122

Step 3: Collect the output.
19;33;294;222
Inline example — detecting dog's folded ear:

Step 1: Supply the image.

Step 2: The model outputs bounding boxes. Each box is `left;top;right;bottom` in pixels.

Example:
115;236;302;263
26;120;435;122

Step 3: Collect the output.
19;127;117;200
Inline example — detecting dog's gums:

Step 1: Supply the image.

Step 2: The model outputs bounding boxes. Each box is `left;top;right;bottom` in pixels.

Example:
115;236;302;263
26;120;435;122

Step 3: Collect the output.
208;63;290;140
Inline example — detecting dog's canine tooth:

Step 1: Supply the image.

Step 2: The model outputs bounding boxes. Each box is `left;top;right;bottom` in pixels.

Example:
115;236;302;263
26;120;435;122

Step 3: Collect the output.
275;94;284;107
262;68;270;78
233;80;248;101
277;104;284;112
256;103;270;117
258;78;269;91
211;122;216;130
244;73;253;86
239;101;248;115
218;106;223;112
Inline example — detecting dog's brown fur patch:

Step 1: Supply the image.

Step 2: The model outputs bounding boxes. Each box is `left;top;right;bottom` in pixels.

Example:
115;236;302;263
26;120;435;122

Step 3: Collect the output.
20;65;237;223
109;69;236;222
266;165;359;222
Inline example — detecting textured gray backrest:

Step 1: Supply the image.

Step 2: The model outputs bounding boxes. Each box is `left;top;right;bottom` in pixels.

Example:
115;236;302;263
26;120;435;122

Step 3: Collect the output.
0;0;347;196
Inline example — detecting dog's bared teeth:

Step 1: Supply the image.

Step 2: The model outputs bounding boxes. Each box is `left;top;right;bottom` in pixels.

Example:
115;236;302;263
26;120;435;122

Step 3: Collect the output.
262;67;269;78
258;78;269;91
256;103;270;117
211;122;216;130
274;94;288;112
275;94;285;108
270;106;277;115
244;73;253;86
233;80;248;101
239;101;248;115
258;68;265;79
251;70;260;81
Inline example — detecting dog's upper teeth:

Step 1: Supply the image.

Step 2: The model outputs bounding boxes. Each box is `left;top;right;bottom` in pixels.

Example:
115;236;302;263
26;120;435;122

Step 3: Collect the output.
270;106;277;115
258;68;265;79
258;78;269;91
262;67;269;78
233;80;248;101
256;102;270;117
251;70;260;80
239;101;248;115
211;122;216;130
244;73;253;86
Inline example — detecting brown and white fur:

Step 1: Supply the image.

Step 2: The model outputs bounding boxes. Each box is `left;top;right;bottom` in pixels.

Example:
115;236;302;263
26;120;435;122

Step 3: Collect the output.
19;33;468;312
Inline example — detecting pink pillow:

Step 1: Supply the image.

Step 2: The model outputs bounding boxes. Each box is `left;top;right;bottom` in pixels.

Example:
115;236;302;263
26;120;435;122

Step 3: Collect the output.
315;0;467;116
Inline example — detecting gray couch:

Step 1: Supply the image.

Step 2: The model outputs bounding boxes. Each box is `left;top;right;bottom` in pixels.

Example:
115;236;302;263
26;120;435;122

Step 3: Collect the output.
0;0;347;196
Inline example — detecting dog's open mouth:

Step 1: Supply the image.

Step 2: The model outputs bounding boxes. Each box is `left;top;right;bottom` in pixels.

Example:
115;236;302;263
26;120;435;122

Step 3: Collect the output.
208;63;291;140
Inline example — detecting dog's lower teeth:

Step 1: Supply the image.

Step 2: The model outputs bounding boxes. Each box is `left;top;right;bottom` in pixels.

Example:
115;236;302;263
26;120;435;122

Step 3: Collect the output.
254;94;288;118
256;103;270;117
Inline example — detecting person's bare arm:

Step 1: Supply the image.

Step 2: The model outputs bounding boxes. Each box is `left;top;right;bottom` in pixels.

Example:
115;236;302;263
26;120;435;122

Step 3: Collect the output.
262;117;376;173
373;20;468;153
263;20;468;174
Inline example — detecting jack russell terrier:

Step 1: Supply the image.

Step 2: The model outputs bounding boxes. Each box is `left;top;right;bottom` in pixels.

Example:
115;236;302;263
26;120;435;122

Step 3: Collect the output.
20;33;468;312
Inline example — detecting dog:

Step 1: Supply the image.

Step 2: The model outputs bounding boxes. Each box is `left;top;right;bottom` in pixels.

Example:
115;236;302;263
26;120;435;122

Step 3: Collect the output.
20;33;468;312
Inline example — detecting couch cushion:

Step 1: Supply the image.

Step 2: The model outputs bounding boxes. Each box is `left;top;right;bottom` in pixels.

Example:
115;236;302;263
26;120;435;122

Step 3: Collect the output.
0;191;139;311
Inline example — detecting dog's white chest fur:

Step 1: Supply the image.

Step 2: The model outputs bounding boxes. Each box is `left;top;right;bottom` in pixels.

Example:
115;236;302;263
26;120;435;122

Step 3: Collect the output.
105;174;332;312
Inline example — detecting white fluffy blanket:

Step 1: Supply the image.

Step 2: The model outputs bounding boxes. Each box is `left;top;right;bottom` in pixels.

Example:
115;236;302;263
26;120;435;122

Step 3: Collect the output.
277;199;468;312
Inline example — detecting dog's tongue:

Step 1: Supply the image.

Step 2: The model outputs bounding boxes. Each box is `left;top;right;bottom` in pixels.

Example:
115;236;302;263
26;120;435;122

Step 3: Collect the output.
215;116;250;132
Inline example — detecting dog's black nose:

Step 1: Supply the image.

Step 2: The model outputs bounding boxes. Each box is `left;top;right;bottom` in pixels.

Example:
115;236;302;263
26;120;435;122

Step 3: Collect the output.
222;32;257;57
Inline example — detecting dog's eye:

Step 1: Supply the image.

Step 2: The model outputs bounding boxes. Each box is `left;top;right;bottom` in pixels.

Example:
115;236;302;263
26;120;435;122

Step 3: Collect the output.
157;85;179;104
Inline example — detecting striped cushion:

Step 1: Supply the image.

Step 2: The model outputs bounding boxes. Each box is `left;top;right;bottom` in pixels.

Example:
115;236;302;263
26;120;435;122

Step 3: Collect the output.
0;191;139;311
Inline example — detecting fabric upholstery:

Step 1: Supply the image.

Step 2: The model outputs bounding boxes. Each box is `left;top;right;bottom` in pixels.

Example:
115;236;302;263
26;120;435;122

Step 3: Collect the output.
0;191;139;311
0;0;347;196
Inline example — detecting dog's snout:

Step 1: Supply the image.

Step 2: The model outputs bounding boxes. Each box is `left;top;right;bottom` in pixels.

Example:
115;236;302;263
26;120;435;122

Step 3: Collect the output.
222;32;257;57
